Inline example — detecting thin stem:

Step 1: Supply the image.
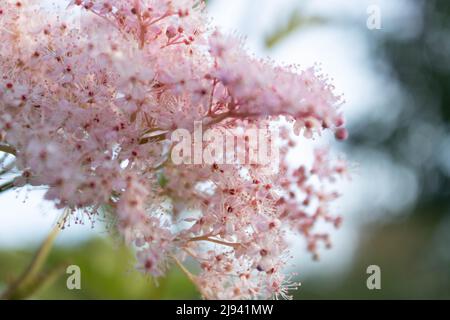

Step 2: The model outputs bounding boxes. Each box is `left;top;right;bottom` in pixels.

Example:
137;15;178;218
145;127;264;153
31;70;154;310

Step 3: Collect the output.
188;235;243;250
182;247;204;261
170;254;197;284
0;208;71;300
170;254;210;300
207;79;218;116
0;180;15;193
0;144;16;156
88;10;128;40
139;130;169;145
160;39;185;49
0;160;15;176
146;12;173;28
203;110;263;129
137;11;146;50
203;112;232;128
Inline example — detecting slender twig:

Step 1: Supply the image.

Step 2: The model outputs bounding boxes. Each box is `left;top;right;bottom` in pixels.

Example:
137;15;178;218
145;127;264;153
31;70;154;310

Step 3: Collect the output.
182;247;204;261
0;160;15;176
19;262;69;299
145;12;174;28
170;254;197;284
202;110;263;129
170;254;210;299
88;10;129;40
0;208;71;300
136;5;147;49
0;180;15;193
203;112;232;128
0;144;16;156
188;235;243;250
207;79;218;116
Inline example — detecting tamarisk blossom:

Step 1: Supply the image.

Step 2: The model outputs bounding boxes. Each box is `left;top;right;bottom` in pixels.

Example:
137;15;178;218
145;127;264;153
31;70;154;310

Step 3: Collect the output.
0;0;349;299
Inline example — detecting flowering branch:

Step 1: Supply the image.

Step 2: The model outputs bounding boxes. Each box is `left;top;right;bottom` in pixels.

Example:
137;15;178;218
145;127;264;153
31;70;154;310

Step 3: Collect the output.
0;0;348;300
188;235;244;250
0;160;15;176
1;208;70;300
0;180;15;193
0;144;16;156
170;254;197;284
170;254;211;300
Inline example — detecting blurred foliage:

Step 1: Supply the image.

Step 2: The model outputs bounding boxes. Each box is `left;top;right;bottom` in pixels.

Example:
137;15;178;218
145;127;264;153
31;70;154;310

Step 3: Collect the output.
265;11;325;49
1;213;67;300
295;0;450;299
296;205;450;299
351;0;450;205
0;238;199;299
260;0;450;299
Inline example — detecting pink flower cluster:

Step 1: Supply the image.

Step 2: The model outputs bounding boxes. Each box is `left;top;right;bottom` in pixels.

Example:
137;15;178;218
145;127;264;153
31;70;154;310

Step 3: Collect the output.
0;0;348;299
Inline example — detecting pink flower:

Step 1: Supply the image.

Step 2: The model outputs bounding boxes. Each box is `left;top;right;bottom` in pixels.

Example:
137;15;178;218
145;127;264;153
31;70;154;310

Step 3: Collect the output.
0;0;349;300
